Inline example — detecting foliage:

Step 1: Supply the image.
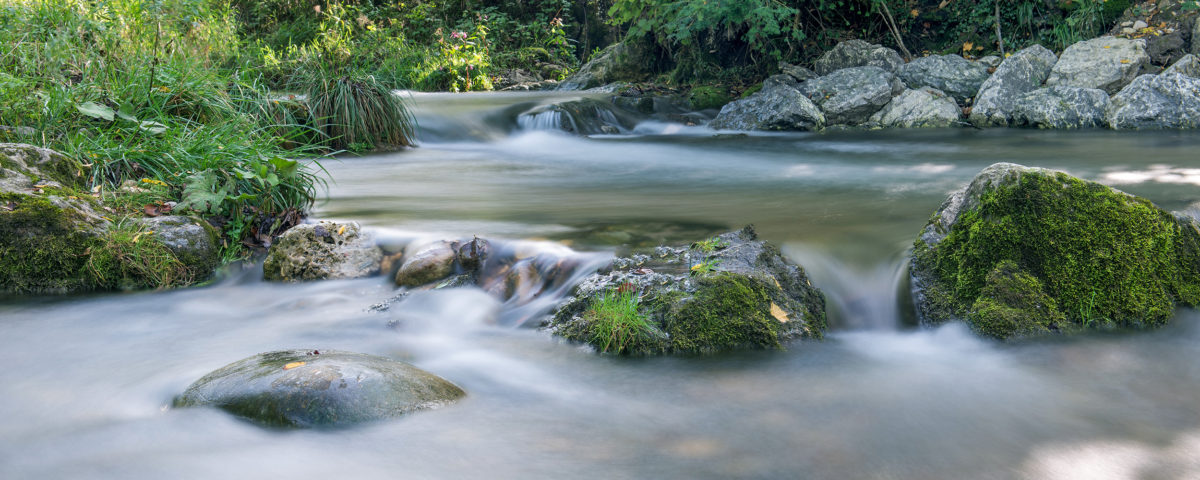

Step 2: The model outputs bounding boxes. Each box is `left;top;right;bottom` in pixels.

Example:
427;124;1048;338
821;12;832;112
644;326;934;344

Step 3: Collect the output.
86;221;193;290
304;73;417;150
0;0;326;262
585;287;661;355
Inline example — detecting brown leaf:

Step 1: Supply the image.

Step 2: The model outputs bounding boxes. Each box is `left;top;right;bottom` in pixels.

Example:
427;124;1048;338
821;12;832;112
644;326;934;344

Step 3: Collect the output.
144;204;161;217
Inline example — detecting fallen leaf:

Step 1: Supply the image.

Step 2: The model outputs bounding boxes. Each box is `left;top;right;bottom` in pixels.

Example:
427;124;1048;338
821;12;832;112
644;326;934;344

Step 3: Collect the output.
770;303;789;323
962;42;974;52
1120;59;1131;64
283;361;306;370
337;225;346;236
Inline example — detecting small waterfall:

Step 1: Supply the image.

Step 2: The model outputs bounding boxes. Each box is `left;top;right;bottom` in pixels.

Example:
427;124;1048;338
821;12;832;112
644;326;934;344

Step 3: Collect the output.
786;246;913;330
516;109;567;132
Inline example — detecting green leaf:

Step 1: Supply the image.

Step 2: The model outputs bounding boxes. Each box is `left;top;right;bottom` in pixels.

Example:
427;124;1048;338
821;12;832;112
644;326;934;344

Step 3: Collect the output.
138;120;167;134
116;104;137;122
177;172;231;214
76;101;114;121
269;156;299;179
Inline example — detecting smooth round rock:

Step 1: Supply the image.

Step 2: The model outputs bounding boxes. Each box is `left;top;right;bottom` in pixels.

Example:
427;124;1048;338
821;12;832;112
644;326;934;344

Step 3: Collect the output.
174;350;465;428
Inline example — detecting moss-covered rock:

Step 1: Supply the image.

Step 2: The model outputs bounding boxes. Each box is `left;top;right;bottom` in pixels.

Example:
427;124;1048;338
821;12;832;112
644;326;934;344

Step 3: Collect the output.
910;163;1200;339
550;226;826;355
173;349;465;428
687;86;732;111
1;143;215;293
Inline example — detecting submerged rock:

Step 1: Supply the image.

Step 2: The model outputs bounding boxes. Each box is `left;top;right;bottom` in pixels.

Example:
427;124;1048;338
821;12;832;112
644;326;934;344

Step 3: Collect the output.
395;241;459;287
910;163;1200;340
517;98;637;135
814;39;904;75
797;66;898;125
549;226;826;355
1046;37;1149;94
970;45;1058;127
1107;73;1200;129
174;349;465;428
868;87;962;128
896;54;991;103
709;81;825;131
1009;86;1110;129
263;221;383;282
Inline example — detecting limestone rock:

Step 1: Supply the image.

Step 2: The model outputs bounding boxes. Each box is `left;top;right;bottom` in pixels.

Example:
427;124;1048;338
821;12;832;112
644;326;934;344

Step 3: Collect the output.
1164;54;1200;78
868;87;962;128
1108;72;1200;129
558;41;653;91
1009;86;1111;129
814;39;904;75
549;227;826;355
779;62;817;82
709;82;825;131
173;349;465;428
797;66;896;125
263;221;382;282
1046;37;1149;94
970;45;1059;127
134;215;221;278
910;163;1200;340
896;54;991;102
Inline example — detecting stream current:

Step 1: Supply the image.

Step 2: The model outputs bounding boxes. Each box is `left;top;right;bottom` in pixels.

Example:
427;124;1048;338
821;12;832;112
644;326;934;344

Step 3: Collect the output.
3;91;1200;479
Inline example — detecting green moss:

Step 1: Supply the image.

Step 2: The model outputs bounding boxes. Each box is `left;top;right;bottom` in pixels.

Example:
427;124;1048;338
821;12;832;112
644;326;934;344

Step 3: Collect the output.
0;192;98;293
916;170;1200;338
966;260;1066;339
688;85;732;111
86;222;192;290
663;273;786;354
740;83;763;98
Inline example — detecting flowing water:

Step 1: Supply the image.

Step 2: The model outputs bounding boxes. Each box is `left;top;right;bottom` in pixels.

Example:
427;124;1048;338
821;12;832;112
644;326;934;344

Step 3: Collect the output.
4;91;1200;479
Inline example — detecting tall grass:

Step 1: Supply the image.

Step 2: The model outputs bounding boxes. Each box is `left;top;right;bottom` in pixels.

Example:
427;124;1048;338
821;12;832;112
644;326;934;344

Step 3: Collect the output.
586;288;656;355
305;73;417;151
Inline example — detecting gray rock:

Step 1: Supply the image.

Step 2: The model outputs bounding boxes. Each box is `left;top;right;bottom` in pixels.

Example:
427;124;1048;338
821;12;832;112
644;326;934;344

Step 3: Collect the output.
1164;54;1200;78
814;39;905;75
779;62;817;82
797;66;896;125
763;73;799;89
1193;17;1200;54
1108;72;1200;129
395;241;458;287
896;54;992;102
263;221;383;282
1147;29;1187;66
134;216;221;277
976;56;1002;69
1009;86;1111;129
1133;20;1149;30
1046;37;1149;94
868;87;962;128
549;226;826;355
558;42;653;91
173;349;465;428
970;45;1059;126
709;82;825;131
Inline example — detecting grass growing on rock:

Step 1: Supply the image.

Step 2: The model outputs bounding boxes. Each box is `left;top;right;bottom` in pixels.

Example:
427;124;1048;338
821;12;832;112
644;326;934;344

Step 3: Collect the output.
915;169;1200;339
584;288;663;355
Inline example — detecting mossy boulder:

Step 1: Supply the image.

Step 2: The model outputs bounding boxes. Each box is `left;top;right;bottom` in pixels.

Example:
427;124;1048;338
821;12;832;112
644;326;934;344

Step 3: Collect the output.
687;86;732;111
910;163;1200;340
549;226;827;355
173;349;465;428
263;221;383;282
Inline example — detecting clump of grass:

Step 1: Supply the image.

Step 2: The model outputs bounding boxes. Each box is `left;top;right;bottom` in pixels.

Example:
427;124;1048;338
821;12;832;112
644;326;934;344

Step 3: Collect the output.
86;221;192;290
585;287;657;355
305;73;417;152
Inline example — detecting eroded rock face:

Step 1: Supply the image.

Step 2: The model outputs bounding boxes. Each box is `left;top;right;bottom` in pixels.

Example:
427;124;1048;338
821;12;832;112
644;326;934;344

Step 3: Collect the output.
970;45;1059;127
814;39;904;75
709;82;825;131
549;227;826;355
1009;86;1111;129
558;41;653;91
896;54;991;103
1046;37;1149;94
263;221;383;282
910;163;1200;340
173;349;465;428
1107;72;1200;129
868;87;962;128
797;66;897;125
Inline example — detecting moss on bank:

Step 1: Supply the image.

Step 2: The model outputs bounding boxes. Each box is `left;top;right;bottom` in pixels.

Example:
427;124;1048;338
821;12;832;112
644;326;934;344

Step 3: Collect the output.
913;169;1200;339
0;192;193;294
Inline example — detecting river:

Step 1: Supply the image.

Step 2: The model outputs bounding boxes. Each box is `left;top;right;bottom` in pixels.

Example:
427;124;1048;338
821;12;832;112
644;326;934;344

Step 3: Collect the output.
2;91;1200;479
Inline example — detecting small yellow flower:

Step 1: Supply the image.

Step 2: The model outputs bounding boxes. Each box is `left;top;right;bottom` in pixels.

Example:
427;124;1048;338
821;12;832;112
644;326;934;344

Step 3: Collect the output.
140;178;168;187
158;86;171;93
